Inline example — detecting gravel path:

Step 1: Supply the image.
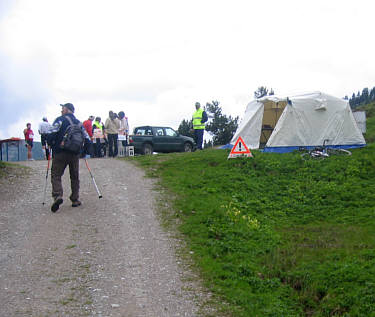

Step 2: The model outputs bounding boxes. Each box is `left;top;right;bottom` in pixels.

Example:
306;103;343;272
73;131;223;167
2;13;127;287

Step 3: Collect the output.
0;158;202;317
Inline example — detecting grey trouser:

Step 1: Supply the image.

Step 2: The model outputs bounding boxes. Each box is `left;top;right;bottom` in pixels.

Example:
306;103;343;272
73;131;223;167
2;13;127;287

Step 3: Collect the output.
51;151;80;202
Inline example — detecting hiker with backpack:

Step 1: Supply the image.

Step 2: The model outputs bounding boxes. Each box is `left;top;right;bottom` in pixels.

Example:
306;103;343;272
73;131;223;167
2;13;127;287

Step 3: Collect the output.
47;103;91;212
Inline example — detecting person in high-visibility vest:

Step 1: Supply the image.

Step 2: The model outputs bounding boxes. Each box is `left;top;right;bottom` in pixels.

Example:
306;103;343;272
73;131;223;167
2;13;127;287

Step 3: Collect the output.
92;117;105;157
192;102;208;150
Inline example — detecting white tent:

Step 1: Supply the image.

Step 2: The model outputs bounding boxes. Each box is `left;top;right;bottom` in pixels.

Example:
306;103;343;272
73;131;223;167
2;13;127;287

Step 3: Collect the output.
231;91;366;153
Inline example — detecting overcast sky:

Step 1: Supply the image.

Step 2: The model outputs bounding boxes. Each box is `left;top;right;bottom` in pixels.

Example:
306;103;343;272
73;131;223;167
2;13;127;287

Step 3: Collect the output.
0;0;374;140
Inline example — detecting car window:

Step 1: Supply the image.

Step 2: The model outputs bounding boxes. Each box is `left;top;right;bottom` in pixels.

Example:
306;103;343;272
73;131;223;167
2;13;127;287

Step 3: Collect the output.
135;128;145;135
155;128;164;136
135;127;152;136
165;128;177;137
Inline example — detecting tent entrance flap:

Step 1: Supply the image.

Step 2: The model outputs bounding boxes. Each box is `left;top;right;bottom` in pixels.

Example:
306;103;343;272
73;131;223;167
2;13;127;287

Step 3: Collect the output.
260;100;287;148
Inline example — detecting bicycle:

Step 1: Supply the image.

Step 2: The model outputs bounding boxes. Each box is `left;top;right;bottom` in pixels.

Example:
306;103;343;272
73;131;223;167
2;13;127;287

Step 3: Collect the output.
300;139;352;160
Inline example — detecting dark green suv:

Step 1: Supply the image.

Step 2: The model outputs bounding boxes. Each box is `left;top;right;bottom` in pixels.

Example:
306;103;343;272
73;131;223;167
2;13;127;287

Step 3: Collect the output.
129;126;196;155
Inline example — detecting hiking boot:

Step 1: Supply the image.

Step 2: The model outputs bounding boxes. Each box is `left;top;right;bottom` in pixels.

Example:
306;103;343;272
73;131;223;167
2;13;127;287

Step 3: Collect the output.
51;197;63;212
72;200;82;207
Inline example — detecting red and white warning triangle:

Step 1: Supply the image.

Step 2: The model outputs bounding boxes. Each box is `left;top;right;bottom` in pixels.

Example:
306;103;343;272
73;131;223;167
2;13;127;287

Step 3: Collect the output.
228;136;253;159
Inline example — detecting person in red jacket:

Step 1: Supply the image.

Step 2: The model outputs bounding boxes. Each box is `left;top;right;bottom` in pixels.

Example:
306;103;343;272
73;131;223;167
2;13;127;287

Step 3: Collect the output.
83;116;94;157
83;116;94;139
23;123;34;160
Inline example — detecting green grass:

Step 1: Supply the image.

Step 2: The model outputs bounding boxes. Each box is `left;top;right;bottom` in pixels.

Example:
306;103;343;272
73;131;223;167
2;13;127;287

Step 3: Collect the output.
132;143;375;316
0;161;29;180
364;115;375;143
0;161;19;177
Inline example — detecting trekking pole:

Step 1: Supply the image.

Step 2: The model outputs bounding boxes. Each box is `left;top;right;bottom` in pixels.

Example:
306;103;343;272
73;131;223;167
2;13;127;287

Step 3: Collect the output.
84;158;103;199
42;147;51;205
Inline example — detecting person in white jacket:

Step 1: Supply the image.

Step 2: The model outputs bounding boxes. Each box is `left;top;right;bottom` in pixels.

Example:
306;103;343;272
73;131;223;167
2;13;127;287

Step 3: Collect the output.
118;111;129;146
38;117;52;159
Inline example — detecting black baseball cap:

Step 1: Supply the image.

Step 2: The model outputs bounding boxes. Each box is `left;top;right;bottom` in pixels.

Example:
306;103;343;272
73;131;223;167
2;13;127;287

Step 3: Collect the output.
60;103;75;113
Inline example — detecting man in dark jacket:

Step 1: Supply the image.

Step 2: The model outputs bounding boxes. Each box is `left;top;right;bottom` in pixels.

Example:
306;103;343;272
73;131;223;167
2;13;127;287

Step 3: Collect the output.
47;103;90;212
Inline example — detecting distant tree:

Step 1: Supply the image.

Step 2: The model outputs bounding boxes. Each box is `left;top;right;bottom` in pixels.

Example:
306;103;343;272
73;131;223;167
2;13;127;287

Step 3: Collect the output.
205;101;239;146
254;86;269;99
343;95;348;100
361;88;369;104
349;92;357;107
370;87;375;102
177;119;194;138
349;87;375;109
254;86;275;99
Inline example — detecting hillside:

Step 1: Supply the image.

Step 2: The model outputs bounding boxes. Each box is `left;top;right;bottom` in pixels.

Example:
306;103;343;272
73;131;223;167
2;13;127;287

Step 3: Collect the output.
134;136;375;316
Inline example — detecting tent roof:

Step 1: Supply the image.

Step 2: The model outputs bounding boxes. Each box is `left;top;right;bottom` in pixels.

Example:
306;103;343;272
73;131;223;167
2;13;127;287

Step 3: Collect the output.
231;91;366;152
257;91;344;104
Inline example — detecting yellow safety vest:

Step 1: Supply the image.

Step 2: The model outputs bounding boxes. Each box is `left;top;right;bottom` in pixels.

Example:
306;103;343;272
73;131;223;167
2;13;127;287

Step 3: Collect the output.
193;108;205;130
93;121;104;138
93;121;103;130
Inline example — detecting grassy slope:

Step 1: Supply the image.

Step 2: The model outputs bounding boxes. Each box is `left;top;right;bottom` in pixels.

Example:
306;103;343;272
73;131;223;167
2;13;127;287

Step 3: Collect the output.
134;105;375;316
134;143;375;316
0;161;27;178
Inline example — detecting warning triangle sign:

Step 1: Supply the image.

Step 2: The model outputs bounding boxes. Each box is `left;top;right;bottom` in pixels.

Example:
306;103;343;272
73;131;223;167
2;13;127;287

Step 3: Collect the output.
228;136;253;159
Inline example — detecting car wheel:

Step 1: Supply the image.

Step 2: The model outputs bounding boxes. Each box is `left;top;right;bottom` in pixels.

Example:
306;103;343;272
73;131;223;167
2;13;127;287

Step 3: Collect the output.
142;143;153;155
183;142;192;152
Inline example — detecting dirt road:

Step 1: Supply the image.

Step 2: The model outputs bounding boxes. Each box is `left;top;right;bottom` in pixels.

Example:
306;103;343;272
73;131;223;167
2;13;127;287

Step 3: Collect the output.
0;158;201;316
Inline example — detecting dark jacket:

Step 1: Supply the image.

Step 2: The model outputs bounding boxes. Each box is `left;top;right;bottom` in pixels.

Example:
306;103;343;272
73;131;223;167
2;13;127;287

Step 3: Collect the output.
47;113;85;154
201;111;208;123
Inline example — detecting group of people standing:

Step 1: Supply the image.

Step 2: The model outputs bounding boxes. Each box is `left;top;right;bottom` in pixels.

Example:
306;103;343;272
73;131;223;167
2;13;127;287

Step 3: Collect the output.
82;110;129;158
21;101;207;214
23;103;130;213
24;110;129;161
